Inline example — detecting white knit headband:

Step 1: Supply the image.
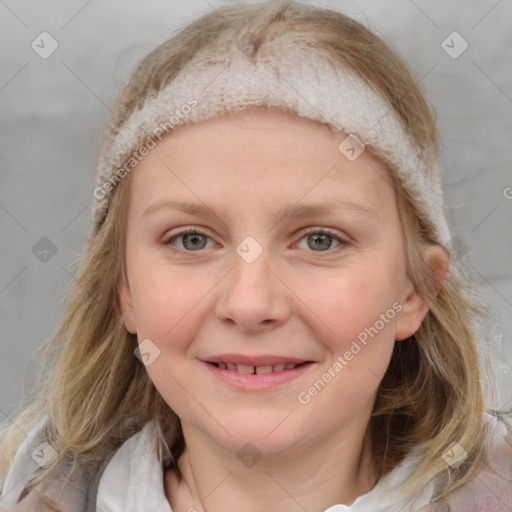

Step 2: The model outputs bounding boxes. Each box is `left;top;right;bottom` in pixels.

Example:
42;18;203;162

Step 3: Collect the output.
93;39;451;247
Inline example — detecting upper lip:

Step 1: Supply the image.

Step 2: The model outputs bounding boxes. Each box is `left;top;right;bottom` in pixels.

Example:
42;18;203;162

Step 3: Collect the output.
202;354;311;366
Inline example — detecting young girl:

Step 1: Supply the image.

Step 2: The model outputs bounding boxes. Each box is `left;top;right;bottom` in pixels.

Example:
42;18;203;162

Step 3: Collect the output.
1;1;511;510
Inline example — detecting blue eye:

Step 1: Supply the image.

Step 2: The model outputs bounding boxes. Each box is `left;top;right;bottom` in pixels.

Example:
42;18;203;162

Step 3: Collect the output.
166;228;213;251
297;228;346;252
165;227;348;253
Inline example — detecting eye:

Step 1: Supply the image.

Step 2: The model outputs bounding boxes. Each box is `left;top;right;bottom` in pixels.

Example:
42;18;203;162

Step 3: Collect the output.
165;228;215;251
295;228;348;253
164;227;349;253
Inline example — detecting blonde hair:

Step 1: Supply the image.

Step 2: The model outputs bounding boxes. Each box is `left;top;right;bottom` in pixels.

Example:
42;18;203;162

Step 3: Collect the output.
0;0;498;506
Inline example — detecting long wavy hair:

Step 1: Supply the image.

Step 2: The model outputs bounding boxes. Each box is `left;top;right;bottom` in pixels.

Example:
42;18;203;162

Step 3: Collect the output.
0;0;500;507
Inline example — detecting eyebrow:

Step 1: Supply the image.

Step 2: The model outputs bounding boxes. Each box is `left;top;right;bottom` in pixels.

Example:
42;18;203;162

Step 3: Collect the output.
143;199;377;225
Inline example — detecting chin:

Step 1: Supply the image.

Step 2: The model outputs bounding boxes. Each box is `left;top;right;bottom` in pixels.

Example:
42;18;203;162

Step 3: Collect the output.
203;412;310;457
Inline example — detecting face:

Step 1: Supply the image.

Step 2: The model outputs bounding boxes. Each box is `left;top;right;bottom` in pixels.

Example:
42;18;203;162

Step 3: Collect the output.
119;108;438;456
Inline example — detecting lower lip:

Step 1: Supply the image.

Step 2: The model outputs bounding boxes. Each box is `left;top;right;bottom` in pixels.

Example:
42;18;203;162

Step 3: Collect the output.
201;361;315;391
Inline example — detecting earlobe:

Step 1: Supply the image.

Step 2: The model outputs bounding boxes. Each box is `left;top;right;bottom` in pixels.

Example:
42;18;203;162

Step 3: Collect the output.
395;244;450;342
118;282;137;334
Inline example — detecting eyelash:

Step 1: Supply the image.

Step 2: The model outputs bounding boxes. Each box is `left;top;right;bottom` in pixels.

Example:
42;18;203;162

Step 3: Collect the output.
164;227;349;254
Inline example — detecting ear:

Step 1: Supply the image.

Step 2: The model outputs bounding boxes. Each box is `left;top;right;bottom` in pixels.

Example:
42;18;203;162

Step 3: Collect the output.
118;279;138;334
395;244;450;341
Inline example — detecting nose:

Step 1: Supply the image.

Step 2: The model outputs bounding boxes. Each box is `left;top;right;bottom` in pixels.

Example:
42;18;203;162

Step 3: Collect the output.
214;244;292;335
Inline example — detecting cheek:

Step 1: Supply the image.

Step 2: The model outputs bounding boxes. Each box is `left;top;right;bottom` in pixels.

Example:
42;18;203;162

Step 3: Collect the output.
129;258;218;347
128;255;224;368
294;272;400;419
300;268;399;341
128;262;216;413
295;265;402;400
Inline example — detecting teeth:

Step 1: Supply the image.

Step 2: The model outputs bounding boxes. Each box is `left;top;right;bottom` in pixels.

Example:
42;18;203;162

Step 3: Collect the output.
215;362;299;373
237;364;255;374
255;365;273;375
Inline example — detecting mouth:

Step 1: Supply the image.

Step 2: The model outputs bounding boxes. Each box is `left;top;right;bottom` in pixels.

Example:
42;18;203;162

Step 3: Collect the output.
200;355;316;391
206;361;310;374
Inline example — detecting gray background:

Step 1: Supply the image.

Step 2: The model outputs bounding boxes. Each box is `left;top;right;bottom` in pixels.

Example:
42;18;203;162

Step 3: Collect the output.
1;0;511;419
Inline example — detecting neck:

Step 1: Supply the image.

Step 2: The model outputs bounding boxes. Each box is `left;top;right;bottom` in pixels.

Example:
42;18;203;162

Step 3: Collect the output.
165;416;380;512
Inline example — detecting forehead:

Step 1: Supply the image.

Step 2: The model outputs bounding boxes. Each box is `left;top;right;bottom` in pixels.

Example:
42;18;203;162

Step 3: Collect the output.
127;108;396;218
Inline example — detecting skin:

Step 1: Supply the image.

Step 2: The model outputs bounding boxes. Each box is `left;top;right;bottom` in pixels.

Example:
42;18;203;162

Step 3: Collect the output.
119;108;449;512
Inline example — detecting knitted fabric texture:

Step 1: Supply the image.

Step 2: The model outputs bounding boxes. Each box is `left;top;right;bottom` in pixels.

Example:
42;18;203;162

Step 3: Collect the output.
92;38;451;246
